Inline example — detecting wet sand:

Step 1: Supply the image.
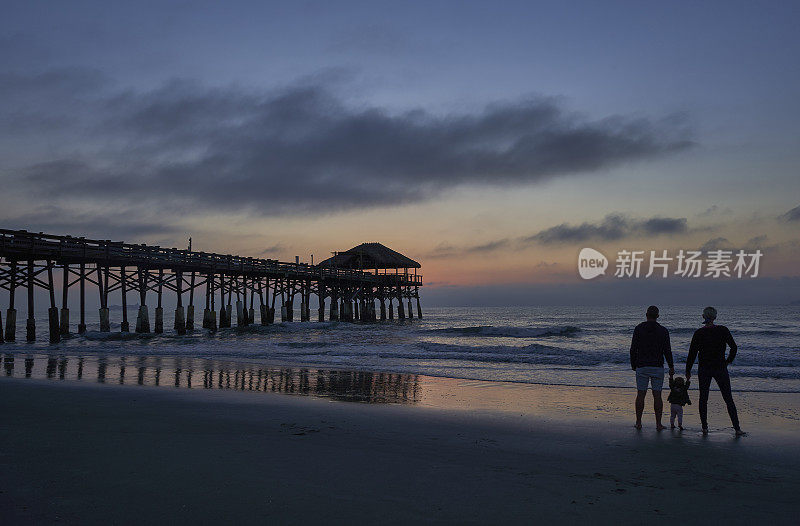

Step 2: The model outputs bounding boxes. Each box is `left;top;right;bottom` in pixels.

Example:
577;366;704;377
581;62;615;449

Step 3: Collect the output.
1;359;798;525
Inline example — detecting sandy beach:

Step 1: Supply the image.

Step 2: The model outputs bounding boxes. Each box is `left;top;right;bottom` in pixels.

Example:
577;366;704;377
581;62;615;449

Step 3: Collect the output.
1;364;798;525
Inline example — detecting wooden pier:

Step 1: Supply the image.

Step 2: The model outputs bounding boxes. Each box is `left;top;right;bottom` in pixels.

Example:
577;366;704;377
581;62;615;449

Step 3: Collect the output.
0;229;423;343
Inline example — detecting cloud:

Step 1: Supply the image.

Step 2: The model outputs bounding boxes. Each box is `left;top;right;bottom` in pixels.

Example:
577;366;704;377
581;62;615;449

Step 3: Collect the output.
466;239;511;253
426;214;690;257
640;217;688;235
696;204;732;218
743;235;768;250
256;244;286;256
2;70;694;218
0;205;181;241
699;237;733;251
781;205;800;222
427;238;511;258
697;235;787;254
527;214;689;244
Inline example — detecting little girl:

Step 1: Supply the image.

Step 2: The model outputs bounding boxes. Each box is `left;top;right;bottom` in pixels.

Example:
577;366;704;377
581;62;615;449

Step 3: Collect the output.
667;375;691;429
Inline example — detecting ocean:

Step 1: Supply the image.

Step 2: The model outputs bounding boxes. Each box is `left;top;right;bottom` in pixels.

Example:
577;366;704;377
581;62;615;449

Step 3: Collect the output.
2;305;799;393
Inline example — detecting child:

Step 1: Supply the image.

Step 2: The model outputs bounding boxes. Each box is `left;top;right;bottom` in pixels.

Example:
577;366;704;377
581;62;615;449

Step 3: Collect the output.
667;375;691;430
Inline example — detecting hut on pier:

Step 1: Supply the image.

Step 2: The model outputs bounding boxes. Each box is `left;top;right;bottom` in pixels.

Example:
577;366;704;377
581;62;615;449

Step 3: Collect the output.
316;242;420;275
316;243;422;320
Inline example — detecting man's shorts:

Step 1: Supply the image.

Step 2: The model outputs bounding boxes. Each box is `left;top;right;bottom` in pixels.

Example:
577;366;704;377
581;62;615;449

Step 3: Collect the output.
635;366;665;391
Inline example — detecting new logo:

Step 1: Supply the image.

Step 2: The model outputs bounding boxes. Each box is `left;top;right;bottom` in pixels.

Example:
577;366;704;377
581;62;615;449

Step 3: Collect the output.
578;248;608;280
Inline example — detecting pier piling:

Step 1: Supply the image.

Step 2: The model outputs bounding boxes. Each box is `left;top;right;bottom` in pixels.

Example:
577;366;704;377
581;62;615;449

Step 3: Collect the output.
175;270;186;335
136;268;150;333
5;260;16;341
219;276;229;328
330;294;339;321
209;273;217;330
397;289;405;320
78;263;86;334
60;263;69;335
4;308;14;342
100;265;110;332
136;306;150;334
26;260;35;341
236;300;244;327
248;282;255;325
47;261;60;343
174;306;186;335
187;271;195;330
155;269;164;333
120;266;129;332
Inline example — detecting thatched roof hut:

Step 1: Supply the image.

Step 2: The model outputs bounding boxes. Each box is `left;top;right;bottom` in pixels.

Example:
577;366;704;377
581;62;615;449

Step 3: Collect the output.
316;242;420;270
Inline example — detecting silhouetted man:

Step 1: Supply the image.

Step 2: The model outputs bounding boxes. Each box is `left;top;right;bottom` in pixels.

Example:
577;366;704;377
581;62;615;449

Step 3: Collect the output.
686;306;745;436
630;305;674;430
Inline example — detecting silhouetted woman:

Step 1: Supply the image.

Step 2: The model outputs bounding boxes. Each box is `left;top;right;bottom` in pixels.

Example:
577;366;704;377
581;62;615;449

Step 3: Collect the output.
685;307;745;436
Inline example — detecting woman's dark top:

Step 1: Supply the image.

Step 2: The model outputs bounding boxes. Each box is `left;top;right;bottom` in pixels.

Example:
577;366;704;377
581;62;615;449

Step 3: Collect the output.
685;324;737;375
667;378;691;406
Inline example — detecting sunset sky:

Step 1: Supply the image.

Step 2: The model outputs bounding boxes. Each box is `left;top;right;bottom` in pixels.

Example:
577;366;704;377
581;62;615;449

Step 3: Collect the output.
2;1;799;304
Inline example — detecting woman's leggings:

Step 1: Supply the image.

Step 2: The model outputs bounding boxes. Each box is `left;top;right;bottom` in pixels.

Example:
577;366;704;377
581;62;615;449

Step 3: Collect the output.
698;366;741;430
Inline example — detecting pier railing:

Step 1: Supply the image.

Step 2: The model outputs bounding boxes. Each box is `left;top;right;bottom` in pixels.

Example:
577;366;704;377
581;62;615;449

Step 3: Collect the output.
0;229;422;286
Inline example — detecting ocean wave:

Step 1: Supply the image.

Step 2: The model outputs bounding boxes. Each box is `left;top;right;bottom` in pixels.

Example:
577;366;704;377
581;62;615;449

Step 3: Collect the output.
422;325;581;338
608;324;800;336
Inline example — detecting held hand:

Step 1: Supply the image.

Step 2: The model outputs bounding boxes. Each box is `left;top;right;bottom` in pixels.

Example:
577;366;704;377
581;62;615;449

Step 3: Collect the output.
669;367;675;377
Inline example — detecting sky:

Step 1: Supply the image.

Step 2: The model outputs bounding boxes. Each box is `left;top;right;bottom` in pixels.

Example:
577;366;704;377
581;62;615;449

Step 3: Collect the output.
1;0;799;305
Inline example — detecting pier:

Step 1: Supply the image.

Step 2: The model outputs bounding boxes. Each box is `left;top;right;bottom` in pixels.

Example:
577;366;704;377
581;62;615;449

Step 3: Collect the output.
0;229;423;343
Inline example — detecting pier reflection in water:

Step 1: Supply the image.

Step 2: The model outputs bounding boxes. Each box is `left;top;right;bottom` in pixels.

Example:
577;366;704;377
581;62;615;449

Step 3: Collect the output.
0;353;420;404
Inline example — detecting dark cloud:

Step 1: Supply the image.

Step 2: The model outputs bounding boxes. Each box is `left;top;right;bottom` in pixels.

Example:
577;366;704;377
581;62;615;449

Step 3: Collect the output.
527;214;628;244
697;204;732;218
2;70;694;217
0;205;181;242
640;217;688;235
699;237;733;252
466;239;511;253
744;235;768;250
427;239;511;258
781;205;800;222
427;214;690;257
256;244;287;256
426;242;457;258
527;214;689;245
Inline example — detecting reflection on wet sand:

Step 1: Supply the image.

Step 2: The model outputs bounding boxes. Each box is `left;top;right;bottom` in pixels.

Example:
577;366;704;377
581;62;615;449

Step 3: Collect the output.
0;353;421;404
